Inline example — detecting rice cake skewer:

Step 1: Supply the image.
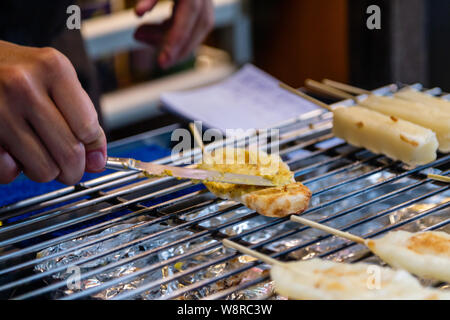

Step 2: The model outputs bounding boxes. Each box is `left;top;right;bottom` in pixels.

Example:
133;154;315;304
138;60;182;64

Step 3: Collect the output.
280;82;439;166
395;88;450;113
290;215;450;283
304;78;356;101
308;79;450;152
322;78;371;96
222;239;450;300
199;147;311;217
189;123;312;218
359;95;450;152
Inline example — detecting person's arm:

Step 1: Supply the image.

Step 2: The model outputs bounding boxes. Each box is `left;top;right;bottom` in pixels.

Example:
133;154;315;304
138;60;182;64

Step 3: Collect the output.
134;0;214;69
0;40;107;185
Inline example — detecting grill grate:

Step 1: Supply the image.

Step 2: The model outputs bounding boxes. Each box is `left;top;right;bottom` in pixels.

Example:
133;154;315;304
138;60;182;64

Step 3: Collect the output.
0;84;449;300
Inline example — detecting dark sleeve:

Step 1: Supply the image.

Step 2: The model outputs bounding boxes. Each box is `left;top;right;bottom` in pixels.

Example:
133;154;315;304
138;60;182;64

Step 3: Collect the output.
0;0;74;46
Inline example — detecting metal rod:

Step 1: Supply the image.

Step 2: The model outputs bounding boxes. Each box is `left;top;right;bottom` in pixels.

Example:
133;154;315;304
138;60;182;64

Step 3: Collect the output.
70;184;449;300
0;124;331;229
5;162;449;298
0;202;242;290
0;194;218;276
209;217;450;301
0;191;204;263
0;181;194;247
167;200;450;300
2;85;449;301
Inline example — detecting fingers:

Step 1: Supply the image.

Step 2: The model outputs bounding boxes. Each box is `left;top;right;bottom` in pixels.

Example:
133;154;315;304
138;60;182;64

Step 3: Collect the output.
0;114;60;183
134;19;172;46
158;0;203;68
39;48;107;173
24;93;86;185
0;43;107;185
176;0;215;62
135;0;159;17
0;146;20;184
133;0;214;69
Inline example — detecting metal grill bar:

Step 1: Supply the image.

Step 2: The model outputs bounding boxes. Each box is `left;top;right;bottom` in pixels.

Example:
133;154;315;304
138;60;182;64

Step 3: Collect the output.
0;193;212;276
4;154;450;298
13;203;268;299
4;152;449;299
204;213;450;301
0;124;331;231
1;152;440;275
203;275;273;300
112;168;449;299
0;191;205;263
300;154;382;185
303;160;395;194
120;199;450;300
0;172;142;222
0;114;329;219
36;178;449;300
208;214;449;300
0;125;340;255
0;84;449;300
1;142;335;254
0;171;137;215
160;200;449;301
0;181;194;247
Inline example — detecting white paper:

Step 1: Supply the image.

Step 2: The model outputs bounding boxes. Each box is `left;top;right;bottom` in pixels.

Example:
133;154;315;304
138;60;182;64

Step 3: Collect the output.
160;64;321;133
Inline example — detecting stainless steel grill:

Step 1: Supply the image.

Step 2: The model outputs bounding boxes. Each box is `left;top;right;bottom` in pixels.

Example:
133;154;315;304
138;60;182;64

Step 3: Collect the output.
0;84;448;300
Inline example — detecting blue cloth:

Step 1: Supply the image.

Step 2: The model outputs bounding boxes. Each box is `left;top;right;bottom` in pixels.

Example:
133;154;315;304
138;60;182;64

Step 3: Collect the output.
0;142;178;247
0;144;172;208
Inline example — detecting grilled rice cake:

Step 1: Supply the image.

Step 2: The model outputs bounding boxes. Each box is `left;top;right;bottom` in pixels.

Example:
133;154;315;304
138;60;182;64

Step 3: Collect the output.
271;258;450;300
198;148;311;217
367;230;450;283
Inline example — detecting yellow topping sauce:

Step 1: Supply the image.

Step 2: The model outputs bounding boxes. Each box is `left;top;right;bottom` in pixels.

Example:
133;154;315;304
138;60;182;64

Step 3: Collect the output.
198;148;294;198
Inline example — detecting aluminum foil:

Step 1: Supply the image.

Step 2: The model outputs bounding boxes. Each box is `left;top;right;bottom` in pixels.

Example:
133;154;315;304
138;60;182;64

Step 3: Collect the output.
35;202;266;300
34;154;449;300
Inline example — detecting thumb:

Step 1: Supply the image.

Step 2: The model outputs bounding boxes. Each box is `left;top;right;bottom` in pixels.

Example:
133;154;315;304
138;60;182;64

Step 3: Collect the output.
135;0;159;17
84;127;108;173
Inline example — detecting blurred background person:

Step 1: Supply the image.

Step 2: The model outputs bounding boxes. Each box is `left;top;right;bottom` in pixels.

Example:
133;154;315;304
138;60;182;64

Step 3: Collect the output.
0;0;214;185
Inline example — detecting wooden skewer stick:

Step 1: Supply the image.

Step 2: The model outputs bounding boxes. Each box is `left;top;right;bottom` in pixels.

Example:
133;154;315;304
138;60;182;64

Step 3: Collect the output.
223;239;312;278
290;215;366;245
322;79;371;96
305;79;357;102
428;174;450;183
222;239;284;267
279;82;334;112
189;122;205;153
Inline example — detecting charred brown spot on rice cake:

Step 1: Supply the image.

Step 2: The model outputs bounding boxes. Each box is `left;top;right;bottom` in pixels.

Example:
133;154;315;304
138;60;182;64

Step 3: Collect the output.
407;232;450;257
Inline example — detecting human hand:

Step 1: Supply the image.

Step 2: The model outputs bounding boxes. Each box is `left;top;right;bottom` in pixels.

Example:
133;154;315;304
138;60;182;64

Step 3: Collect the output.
0;41;107;185
134;0;214;69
